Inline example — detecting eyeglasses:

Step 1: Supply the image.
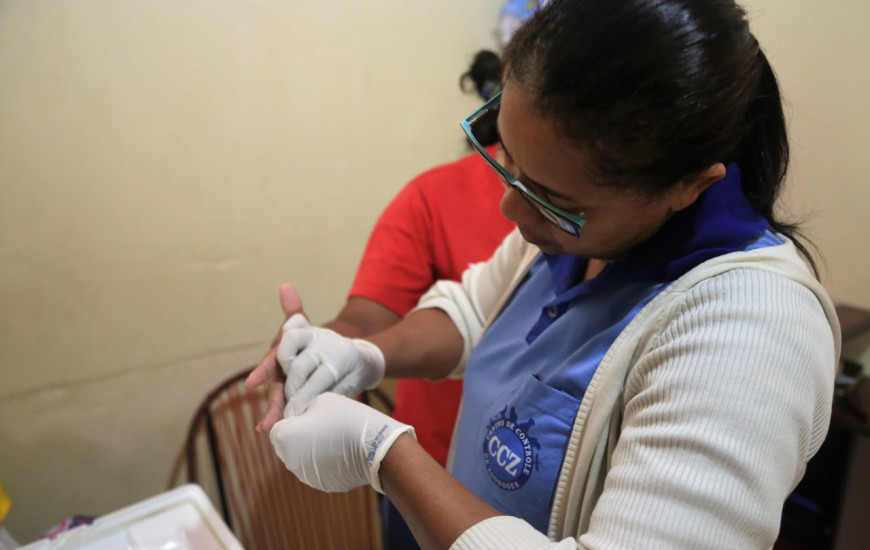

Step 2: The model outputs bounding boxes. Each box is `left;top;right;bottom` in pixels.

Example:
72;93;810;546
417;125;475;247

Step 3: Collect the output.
460;91;586;237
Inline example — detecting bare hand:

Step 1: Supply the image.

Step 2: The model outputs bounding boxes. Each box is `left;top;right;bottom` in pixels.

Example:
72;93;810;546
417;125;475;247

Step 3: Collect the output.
246;282;304;432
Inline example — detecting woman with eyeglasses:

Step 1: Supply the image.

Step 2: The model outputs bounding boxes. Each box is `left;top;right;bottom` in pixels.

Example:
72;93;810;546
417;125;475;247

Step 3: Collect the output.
250;0;840;547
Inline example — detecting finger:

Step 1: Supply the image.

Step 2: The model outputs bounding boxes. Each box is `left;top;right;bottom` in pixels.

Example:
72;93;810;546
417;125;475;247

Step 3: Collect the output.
269;325;283;348
283;348;325;399
332;376;366;398
279;283;305;317
287;367;341;415
280;396;312;423
246;348;280;388
268;283;304;348
256;381;287;432
284;399;308;417
256;402;283;433
276;323;314;375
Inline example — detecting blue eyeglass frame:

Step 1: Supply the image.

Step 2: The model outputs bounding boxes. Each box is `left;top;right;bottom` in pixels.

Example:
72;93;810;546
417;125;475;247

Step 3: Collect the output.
460;91;586;237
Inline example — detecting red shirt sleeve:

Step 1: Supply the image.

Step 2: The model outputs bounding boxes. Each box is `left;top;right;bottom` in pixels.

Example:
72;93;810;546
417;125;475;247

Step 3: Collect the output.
348;176;439;317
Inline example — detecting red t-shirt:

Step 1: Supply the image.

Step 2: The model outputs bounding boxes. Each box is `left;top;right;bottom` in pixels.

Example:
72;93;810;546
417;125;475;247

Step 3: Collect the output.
349;148;514;466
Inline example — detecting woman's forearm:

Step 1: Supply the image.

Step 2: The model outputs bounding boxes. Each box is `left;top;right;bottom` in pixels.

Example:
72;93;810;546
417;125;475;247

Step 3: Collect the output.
380;434;503;550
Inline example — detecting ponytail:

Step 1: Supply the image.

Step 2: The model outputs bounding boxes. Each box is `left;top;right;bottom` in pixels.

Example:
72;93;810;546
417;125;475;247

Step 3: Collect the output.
738;47;820;277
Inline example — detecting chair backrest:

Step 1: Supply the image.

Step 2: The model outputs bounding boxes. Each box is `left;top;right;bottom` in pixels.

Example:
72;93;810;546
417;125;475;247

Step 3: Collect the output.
184;368;390;550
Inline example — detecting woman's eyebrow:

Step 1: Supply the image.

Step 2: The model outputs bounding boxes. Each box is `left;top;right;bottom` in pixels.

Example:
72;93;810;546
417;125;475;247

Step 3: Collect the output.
497;127;578;202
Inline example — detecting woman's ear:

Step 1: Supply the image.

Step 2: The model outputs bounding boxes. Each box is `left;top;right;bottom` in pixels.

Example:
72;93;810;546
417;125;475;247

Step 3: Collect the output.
669;163;726;212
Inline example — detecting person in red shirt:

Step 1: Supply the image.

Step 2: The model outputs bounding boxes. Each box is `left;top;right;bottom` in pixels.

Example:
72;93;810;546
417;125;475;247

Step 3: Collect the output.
251;50;514;549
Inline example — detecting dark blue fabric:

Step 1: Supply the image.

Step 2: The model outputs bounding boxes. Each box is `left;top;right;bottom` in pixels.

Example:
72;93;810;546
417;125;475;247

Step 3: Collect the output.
526;163;768;343
647;163;769;281
551;162;768;287
380;495;420;550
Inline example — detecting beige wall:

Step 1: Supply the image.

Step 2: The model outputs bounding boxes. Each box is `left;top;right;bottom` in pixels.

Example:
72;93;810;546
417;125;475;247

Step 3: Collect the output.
745;0;870;306
0;0;503;541
0;0;867;543
742;0;870;368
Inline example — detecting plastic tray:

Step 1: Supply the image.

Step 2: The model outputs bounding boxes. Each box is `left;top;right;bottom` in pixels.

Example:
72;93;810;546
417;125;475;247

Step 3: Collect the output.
19;485;243;550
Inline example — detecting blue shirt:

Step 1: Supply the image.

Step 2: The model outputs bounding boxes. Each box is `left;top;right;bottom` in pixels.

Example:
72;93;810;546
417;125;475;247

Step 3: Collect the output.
450;164;780;532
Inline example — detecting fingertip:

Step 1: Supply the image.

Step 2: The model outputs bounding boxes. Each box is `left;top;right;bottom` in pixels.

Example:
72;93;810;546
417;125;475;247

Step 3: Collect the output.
286;397;307;417
331;379;358;398
258;419;273;433
288;368;337;411
278;283;304;317
247;370;268;388
246;361;271;386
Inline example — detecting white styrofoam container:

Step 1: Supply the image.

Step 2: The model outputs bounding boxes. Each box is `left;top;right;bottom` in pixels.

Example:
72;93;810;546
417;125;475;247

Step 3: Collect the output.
19;485;243;550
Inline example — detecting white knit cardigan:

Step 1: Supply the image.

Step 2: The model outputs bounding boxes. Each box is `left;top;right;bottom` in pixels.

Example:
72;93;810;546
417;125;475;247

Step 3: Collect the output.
415;229;841;550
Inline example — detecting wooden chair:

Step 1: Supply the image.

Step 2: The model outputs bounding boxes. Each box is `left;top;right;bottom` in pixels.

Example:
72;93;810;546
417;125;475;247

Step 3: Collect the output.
183;368;393;550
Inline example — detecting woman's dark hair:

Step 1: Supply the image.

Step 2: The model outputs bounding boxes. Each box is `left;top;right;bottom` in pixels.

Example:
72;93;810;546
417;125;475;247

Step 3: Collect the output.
504;0;818;275
459;50;503;147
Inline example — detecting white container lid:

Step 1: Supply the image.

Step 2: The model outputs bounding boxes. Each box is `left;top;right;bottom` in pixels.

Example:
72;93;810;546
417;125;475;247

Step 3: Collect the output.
19;485;243;550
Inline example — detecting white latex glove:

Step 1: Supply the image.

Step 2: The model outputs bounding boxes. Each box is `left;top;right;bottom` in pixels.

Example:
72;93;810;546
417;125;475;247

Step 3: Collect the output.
277;313;386;416
270;392;415;493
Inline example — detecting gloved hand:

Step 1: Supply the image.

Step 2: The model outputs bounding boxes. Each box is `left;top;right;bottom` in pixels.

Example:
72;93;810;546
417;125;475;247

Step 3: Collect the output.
270;392;415;493
277;313;386;416
246;283;306;432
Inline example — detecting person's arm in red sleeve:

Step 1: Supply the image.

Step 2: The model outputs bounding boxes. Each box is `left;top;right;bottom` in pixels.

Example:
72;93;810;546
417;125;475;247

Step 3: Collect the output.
346;176;438;318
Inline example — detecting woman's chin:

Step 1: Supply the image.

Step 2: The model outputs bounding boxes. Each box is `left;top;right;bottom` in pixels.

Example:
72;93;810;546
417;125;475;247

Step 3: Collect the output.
519;230;560;254
518;228;543;246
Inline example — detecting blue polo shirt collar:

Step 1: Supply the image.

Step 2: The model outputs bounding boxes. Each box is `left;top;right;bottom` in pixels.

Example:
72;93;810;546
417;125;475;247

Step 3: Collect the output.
530;163;768;340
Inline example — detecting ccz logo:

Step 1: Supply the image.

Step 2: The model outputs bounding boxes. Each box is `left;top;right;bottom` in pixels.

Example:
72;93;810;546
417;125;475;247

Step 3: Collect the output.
483;406;540;491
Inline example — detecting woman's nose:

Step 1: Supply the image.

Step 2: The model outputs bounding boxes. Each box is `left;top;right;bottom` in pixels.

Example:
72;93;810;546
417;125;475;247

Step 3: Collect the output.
500;184;541;225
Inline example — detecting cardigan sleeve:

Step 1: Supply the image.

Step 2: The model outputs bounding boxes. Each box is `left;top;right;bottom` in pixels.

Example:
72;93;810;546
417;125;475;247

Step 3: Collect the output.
577;267;837;549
